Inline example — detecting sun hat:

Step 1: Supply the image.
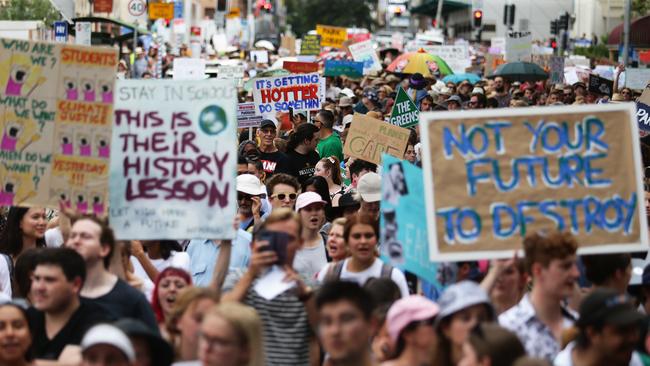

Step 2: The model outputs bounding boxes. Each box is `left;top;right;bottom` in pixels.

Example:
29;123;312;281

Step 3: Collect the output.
81;324;135;362
236;174;264;196
338;96;354;107
436;280;493;322
295;191;326;211
387;295;440;346
357;172;381;202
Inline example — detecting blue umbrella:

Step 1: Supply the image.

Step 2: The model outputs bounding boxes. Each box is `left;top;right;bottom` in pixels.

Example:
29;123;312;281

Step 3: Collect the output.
442;73;481;84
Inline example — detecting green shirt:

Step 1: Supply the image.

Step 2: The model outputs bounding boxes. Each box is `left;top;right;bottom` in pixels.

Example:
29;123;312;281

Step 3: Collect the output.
317;133;344;162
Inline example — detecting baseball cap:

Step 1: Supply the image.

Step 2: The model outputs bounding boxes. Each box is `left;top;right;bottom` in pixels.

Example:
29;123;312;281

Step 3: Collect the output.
81;324;135;362
338;96;354;107
577;288;644;328
338;191;360;208
236;174;264;196
114;318;174;366
334;115;353;133
387;295;440;346
260;119;277;129
357;172;381;202
445;95;463;104
295;191;326;211
436;280;493;322
339;88;355;98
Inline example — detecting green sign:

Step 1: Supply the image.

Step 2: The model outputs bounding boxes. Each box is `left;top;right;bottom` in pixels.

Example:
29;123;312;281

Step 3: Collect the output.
323;60;364;79
300;34;321;56
389;86;419;128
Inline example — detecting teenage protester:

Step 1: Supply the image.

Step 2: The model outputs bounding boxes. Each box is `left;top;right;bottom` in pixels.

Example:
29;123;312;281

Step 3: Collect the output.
325;218;348;262
265;173;300;211
114;318;174;366
283;123;321;185
403;144;416;164
500;231;580;361
65;216;158;331
257;119;288;177
0;300;33;366
315;156;345;203
317;214;409;298
130;240;190;286
381;295;439;366
315;110;344;161
316;281;377;366
458;323;526;366
28;248;111;360
80;324;136;366
554;289;645;366
302;176;336;223
294;192;328;282
222;209;314;366
481;258;528;315
581;253;632;295
357;173;381;220
151;267;191;338
434;280;495;366
236;174;266;232
347;159;377;191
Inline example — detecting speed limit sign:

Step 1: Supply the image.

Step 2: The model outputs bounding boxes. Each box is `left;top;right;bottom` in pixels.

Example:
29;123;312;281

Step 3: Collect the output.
128;0;146;16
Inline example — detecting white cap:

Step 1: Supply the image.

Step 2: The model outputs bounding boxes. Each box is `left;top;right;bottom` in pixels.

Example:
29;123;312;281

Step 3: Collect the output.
295;191;326;211
471;87;484;95
357;172;381;202
236;174;264;196
81;324;135;362
339;88;355;98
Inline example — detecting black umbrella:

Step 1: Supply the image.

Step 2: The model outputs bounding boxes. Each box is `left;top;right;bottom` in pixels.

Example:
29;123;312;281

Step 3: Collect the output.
489;61;549;82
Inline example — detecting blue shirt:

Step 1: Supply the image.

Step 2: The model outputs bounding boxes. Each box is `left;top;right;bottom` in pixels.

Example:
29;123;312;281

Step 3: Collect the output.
186;229;252;287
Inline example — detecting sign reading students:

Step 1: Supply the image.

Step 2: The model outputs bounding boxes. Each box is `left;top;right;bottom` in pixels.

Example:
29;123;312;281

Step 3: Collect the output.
420;104;648;261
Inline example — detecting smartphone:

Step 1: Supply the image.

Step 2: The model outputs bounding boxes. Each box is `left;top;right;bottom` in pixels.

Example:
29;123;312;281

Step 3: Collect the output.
255;230;289;265
288;107;294;121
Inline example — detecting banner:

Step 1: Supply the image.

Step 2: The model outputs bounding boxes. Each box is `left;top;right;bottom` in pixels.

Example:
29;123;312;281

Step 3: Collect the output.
625;68;650;90
343;114;409;165
110;79;238;239
216;65;245;79
252;72;324;115
588;74;613;97
0;39;116;213
300;34;321;56
316;25;347;48
421;104;647;261
549;56;564;84
505;31;532;62
237;102;263;128
636;88;650;132
348;40;382;75
389;86;419;128
283;61;318;74
323;60;363;78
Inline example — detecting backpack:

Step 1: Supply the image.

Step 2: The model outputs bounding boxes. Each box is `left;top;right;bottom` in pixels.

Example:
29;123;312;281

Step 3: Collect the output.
324;260;393;283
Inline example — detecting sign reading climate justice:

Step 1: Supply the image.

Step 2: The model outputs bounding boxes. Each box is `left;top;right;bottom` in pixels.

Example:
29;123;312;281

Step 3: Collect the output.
252;72;323;115
421;104;648;261
110;79;238;240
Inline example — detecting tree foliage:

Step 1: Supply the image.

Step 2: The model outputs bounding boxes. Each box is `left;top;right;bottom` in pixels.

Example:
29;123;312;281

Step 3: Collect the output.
632;0;650;17
286;0;375;37
0;0;60;26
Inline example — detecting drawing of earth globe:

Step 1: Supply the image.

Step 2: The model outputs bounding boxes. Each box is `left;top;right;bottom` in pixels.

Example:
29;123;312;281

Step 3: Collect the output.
198;105;227;135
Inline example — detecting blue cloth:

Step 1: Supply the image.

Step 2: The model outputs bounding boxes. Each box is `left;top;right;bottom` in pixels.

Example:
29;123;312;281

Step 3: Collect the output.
406;88;428;108
186;230;252;287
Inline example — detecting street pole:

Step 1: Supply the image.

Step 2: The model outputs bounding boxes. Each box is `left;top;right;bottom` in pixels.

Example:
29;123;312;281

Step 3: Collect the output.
623;0;630;66
435;0;443;29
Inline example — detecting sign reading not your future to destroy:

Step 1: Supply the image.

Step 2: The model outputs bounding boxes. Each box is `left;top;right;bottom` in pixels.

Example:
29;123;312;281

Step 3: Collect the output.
110;79;238;240
421;104;648;261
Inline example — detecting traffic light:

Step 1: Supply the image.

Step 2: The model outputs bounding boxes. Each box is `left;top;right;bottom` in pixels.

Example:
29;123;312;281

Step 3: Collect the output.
216;0;227;12
503;4;515;27
394;6;402;17
473;10;483;28
550;19;558;35
549;37;557;50
559;13;569;30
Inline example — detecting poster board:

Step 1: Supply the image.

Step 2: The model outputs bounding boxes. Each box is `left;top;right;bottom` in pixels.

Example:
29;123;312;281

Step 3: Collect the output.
173;58;205;80
505;31;532;62
300;34;321;56
323;60;363;78
216;65;245;79
343;113;409;165
110;79;238;239
389;86;419;128
316;25;347;49
348;40;382;75
588;74;614;97
251;72;324;115
420;104;648;261
0;38;116;214
549;56;565;84
237;102;262;128
625;68;650;90
420;45;470;74
250;50;269;64
636;88;650;131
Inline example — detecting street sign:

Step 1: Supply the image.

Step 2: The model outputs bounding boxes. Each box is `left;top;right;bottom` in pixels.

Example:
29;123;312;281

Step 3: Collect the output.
125;0;148;25
75;22;91;45
54;21;68;43
148;3;173;20
93;0;112;13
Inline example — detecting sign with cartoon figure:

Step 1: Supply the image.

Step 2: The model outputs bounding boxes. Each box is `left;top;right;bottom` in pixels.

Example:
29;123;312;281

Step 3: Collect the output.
110;79;238;240
0;38;116;213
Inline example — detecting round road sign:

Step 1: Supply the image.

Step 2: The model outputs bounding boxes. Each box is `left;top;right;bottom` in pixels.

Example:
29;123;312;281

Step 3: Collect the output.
128;0;146;17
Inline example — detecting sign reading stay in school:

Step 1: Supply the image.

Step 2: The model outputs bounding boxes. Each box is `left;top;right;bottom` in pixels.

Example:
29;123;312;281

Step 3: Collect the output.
251;72;324;115
323;60;363;79
316;25;347;48
300;34;321;56
389;86;419;128
0;38;116;214
110;79;238;240
343;113;410;165
420;104;648;261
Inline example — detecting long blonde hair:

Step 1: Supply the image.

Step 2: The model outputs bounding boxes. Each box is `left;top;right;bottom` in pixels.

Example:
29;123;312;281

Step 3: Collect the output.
205;302;265;366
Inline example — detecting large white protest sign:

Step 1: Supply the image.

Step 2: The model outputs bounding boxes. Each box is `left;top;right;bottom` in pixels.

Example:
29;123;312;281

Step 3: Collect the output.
625;68;650;90
110;79;238;240
505;32;532;62
216;65;245;79
420;45;470;74
173;58;205;80
252;72;324;115
348;40;382;75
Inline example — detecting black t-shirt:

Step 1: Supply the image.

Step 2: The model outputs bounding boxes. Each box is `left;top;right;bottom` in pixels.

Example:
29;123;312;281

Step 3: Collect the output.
81;278;158;334
259;150;288;178
28;302;112;360
283;150;320;185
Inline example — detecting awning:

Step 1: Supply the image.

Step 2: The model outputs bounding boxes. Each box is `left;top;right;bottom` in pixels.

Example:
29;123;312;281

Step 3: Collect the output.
411;0;471;16
607;15;650;48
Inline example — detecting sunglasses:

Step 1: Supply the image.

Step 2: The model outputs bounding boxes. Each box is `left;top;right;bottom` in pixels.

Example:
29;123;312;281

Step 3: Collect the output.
237;192;257;201
271;193;297;201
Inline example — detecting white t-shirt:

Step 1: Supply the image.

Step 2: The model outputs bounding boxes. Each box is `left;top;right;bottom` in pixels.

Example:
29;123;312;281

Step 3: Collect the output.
316;258;410;298
293;237;328;283
130;251;191;301
0;254;11;299
554;341;644;366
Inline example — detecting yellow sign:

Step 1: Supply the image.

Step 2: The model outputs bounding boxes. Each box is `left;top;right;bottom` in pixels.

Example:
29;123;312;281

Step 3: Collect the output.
148;3;173;20
227;7;240;18
316;24;347;49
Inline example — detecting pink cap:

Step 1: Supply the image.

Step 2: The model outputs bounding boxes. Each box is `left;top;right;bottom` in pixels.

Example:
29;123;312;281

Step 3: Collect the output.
387;295;440;346
295;191;326;211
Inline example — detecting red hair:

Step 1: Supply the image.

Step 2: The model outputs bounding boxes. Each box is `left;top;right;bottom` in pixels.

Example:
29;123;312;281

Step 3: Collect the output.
151;267;192;324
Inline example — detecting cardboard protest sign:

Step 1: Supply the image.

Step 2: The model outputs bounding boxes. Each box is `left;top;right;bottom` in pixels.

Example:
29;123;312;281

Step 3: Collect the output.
588;74;613;97
280;35;296;56
343;114;409;165
389;86;419;128
0;38;116;214
625;68;650;90
505;31;532;62
549;56;564;84
348;40;382;75
216;65;245;79
283;61;318;74
237;102;262;129
316;25;347;48
173;58;205;80
251;72;324;115
636;88;650;132
110;79;238;240
323;60;363;78
420;104;648;261
250;50;269;64
300;35;321;56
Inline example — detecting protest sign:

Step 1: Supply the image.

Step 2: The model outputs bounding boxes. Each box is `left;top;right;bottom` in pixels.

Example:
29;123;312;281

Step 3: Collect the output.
283;61;318;74
389;86;419;128
75;22;91;46
490;37;506;54
484;54;505;76
0;38;116;213
348;40;382;74
316;25;347;48
250;50;269;64
323;60;363;78
216;65;245;79
173;58;205;80
420;45;470;74
625;68;650;90
588;74;614;97
420;104;648;261
636;88;650;132
251;72;324;115
110;79;238;240
300;34;321;56
343;114;409;165
549;56;564;84
237;102;262;128
505;31;532;62
280;35;296;56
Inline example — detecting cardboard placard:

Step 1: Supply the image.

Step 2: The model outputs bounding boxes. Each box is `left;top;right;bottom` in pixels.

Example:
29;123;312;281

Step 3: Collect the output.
300;34;321;56
316;25;347;49
110;79;238;240
237;102;263;128
348;40;382;75
0;38;117;213
252;72;324;115
343;114;410;165
280;35;296;56
421;104;648;261
283;61;318;74
588;74;613;97
323;60;363;78
389;86;419;128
